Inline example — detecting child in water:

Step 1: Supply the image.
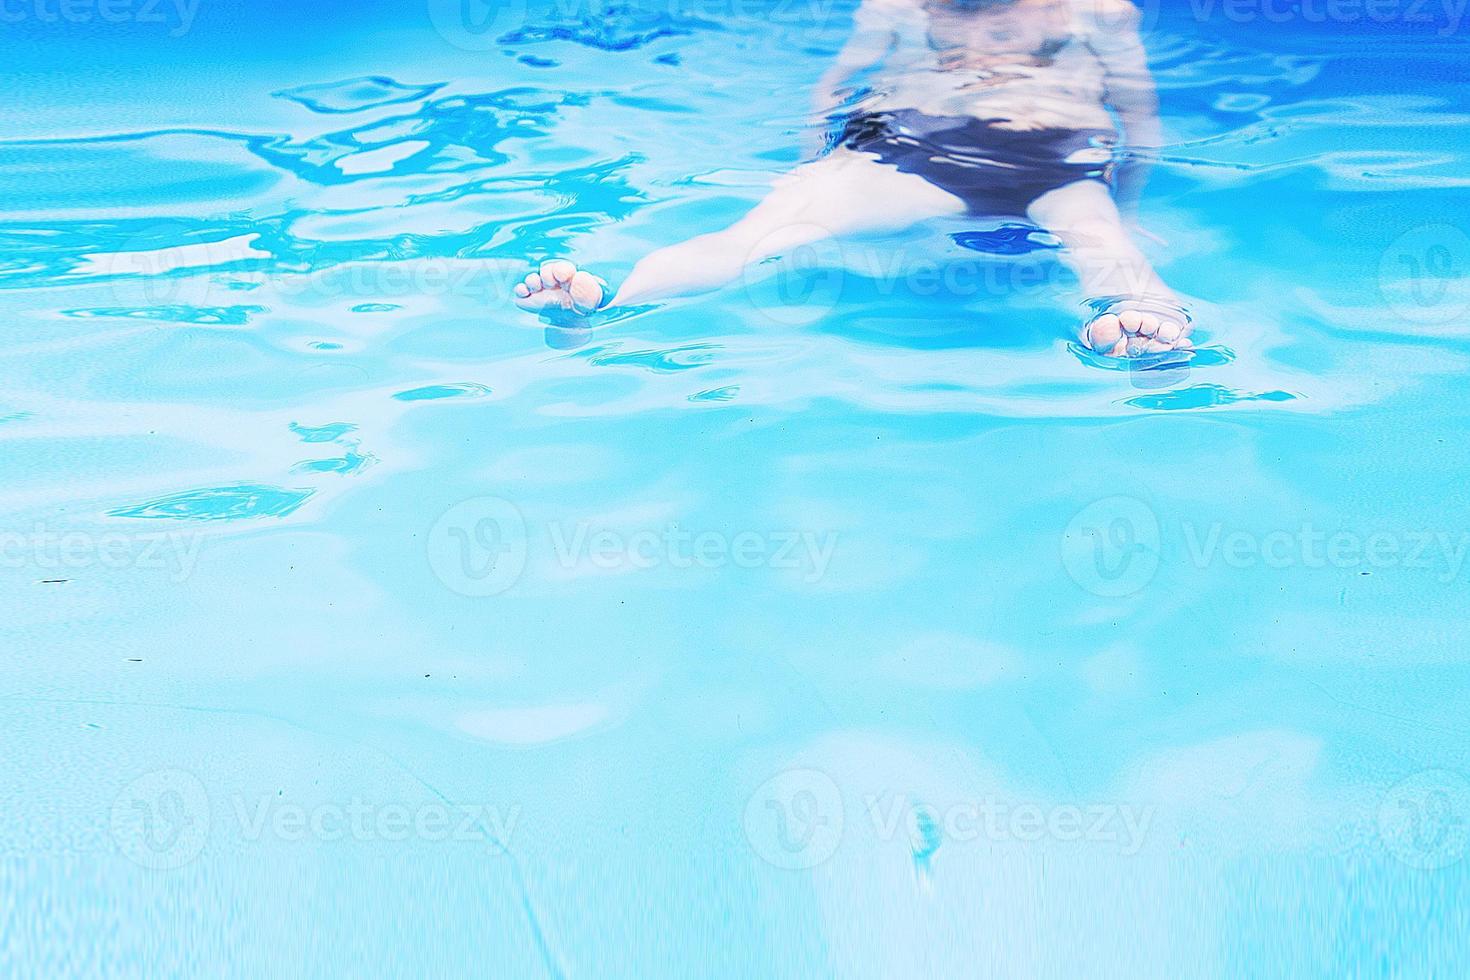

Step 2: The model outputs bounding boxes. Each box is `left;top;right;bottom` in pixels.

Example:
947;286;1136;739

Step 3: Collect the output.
513;0;1192;358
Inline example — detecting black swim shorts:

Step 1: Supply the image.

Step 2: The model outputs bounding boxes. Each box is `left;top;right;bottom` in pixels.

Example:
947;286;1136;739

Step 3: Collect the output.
839;110;1118;217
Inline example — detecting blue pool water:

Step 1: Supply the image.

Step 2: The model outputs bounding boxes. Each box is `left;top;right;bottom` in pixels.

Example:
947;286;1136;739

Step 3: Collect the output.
4;1;1470;975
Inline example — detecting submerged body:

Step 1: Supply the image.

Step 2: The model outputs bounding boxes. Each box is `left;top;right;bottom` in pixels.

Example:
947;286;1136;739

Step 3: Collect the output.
514;0;1193;357
835;110;1118;218
835;0;1121;136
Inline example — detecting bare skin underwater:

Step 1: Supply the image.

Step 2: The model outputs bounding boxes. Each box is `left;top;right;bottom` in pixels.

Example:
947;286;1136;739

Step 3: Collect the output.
513;0;1194;358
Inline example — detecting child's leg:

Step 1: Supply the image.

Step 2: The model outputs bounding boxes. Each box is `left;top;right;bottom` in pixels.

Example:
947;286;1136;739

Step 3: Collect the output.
513;149;966;314
1026;178;1192;356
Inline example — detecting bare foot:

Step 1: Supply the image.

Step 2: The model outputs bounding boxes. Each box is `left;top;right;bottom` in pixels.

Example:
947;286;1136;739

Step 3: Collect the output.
512;260;608;316
1082;303;1193;358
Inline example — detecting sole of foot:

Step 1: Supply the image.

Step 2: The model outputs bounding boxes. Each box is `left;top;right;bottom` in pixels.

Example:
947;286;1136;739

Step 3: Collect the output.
513;260;607;316
1083;307;1194;358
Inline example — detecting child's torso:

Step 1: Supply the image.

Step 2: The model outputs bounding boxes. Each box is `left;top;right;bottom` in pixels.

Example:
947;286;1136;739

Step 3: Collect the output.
866;0;1115;132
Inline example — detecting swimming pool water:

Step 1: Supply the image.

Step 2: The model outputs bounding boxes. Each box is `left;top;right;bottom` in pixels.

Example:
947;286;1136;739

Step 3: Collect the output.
4;1;1470;975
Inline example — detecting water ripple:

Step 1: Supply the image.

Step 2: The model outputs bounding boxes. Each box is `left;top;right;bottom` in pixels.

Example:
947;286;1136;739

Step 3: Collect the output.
689;385;739;403
1125;384;1299;411
579;342;721;373
393;382;494;402
62;305;265;325
273;76;445;114
292;451;377;476
499;6;722;52
289;422;357;443
108;484;315;521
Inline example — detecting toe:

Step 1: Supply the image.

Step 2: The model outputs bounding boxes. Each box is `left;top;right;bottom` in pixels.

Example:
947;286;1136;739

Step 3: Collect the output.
1086;313;1124;351
1137;314;1160;337
568;271;606;315
1156;320;1182;344
541;260;577;286
513;283;530;298
1119;310;1145;335
524;273;544;292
